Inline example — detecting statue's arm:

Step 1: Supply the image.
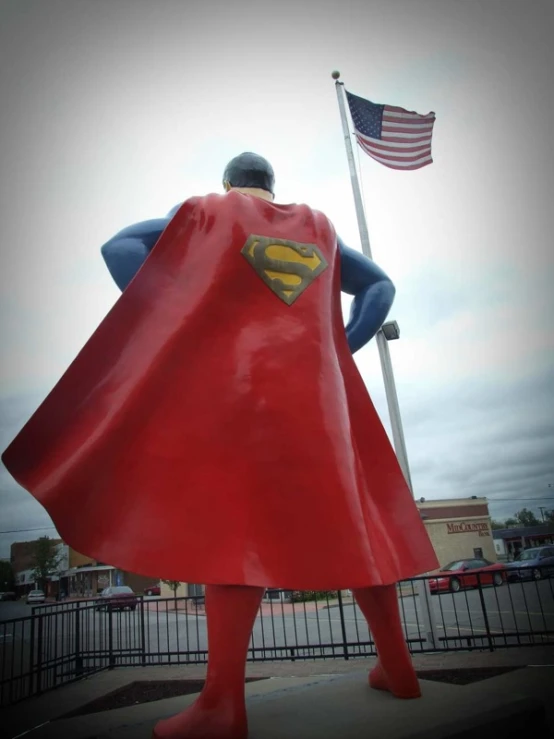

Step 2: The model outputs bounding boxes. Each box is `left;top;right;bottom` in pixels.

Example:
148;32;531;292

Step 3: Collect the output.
339;237;396;353
100;204;182;291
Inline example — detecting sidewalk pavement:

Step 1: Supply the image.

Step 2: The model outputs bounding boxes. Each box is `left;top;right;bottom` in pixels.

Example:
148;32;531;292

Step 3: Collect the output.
5;645;554;738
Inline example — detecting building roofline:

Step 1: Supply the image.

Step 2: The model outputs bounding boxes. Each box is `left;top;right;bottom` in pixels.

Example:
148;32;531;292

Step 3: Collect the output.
417;497;488;506
493;525;554;539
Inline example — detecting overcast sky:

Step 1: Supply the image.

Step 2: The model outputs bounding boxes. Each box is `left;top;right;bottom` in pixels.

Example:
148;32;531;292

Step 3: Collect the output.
1;0;553;559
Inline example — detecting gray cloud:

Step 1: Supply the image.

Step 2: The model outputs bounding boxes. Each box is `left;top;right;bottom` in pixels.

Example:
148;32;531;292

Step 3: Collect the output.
383;368;554;520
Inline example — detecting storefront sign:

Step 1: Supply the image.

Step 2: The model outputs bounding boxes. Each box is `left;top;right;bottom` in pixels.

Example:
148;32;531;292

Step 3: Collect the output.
447;522;490;537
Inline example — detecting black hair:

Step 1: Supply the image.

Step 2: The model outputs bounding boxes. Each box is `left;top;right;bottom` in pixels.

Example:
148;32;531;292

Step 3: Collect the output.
222;152;275;194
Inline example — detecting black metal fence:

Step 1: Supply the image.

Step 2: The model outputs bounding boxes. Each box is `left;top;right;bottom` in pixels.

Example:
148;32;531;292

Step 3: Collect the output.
1;570;553;707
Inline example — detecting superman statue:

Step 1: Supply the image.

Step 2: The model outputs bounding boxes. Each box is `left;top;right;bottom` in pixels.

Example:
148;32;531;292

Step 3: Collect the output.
2;152;439;738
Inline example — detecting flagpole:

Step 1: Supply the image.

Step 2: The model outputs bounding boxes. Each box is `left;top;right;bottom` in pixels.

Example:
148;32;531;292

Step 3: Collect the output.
333;74;374;260
332;70;414;495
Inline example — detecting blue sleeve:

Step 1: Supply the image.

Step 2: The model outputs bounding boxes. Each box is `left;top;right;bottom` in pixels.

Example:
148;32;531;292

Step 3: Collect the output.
100;217;170;292
338;236;396;353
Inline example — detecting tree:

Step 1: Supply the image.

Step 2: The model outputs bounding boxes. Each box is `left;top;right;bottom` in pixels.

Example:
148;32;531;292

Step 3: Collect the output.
161;579;181;610
513;508;540;527
0;560;15;591
31;537;62;591
543;509;554;524
490;519;507;530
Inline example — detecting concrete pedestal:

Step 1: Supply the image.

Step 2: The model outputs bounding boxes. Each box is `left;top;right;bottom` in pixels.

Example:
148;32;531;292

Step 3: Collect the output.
21;668;552;739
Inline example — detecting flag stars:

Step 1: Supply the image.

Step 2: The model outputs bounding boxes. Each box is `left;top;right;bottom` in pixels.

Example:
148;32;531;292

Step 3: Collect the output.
346;92;384;140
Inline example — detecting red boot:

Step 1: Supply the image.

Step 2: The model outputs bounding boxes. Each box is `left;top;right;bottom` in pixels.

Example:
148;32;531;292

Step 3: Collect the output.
352;585;421;699
152;584;264;738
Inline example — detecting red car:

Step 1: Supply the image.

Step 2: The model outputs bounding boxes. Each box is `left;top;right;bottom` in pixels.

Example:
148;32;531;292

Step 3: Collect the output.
144;584;161;596
96;585;138;611
428;558;505;593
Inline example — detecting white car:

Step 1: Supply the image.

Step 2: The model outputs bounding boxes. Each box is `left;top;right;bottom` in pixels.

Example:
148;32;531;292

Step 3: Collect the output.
26;589;46;604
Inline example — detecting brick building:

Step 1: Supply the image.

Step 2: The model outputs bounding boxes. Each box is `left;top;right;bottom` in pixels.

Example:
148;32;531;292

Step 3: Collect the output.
62;548;160;597
417;497;495;568
10;539;159;598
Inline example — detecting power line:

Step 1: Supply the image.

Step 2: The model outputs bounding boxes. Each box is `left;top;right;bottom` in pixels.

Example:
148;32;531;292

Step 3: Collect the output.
487;498;554;503
0;526;57;534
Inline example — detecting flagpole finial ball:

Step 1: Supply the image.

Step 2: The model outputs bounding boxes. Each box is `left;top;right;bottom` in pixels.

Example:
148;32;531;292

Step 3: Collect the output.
331;70;341;80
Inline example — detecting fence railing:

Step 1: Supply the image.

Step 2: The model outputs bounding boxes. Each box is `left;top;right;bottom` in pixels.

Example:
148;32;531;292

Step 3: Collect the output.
1;569;553;707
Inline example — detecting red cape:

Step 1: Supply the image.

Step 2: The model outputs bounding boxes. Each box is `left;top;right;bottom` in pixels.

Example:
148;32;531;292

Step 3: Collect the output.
2;192;438;588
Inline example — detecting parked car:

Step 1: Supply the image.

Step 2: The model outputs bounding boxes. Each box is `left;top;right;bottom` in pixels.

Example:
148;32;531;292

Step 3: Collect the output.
144;585;161;596
504;546;554;582
96;586;138;611
0;591;17;601
26;589;46;604
428;558;505;594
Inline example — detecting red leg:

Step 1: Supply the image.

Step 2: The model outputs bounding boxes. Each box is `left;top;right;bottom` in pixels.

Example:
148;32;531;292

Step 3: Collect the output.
352;584;421;699
153;584;264;739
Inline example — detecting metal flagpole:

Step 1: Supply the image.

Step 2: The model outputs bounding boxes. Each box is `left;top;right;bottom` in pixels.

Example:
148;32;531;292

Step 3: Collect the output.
333;71;438;649
332;70;414;494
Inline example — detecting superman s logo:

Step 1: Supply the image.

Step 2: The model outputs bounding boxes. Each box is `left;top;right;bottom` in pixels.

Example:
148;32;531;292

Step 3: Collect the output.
241;235;328;306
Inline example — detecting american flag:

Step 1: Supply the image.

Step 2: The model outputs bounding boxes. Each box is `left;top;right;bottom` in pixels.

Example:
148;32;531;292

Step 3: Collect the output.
345;90;435;170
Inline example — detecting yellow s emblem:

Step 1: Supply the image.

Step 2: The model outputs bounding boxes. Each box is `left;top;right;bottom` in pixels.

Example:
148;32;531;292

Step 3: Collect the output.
241;235;328;305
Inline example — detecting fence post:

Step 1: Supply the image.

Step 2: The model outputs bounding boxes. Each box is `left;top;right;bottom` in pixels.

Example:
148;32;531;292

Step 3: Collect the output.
337;590;349;660
35;615;44;695
28;612;36;698
415;578;439;651
140;598;147;666
476;574;494;652
108;608;115;669
75;603;83;676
